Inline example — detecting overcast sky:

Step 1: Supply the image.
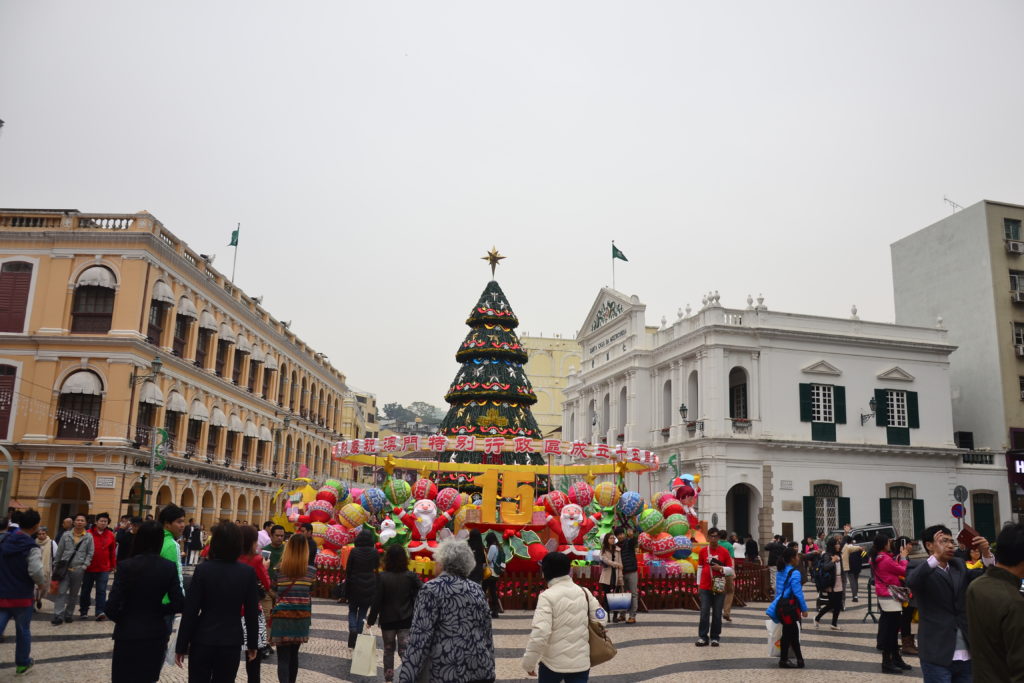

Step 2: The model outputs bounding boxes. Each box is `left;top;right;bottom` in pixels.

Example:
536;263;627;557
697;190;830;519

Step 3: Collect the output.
3;2;1023;408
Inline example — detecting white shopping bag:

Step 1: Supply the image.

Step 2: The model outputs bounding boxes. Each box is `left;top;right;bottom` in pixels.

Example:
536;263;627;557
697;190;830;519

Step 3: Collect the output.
351;630;378;677
766;619;782;657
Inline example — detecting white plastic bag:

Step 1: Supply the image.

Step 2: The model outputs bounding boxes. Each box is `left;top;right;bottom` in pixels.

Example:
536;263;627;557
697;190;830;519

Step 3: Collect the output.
766;619;782;657
351;629;378;677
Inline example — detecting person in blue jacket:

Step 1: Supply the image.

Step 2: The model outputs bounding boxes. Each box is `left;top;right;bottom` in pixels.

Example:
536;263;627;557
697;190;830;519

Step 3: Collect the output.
766;547;808;669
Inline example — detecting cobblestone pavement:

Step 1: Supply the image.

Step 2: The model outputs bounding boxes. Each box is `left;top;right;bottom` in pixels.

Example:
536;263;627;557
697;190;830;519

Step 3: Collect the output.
0;587;917;682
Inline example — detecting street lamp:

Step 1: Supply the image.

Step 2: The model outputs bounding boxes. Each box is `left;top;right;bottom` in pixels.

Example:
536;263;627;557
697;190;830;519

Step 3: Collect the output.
860;396;878;425
678;403;688;420
129;356;163;387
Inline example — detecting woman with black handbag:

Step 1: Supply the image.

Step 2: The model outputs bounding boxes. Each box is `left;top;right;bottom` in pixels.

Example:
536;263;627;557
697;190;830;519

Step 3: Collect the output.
767;548;807;669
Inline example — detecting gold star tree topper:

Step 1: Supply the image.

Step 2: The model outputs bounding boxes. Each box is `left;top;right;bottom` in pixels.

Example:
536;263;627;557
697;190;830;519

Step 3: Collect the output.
481;247;506;278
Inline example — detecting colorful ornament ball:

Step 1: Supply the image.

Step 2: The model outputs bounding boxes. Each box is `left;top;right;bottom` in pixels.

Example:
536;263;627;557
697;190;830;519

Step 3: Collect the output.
411;478;437;501
306;500;334;523
361;488;389;514
544;491;570;517
567;481;594;508
315;486;338;506
593;482;620;508
435;487;461;512
616;491;643;518
337;502;369;529
638;508;664;535
664;513;690;537
383;478;412;506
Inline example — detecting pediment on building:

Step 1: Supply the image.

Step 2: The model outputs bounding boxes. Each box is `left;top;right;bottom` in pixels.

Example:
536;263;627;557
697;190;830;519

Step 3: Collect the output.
801;360;842;376
877;366;915;382
578;287;643;340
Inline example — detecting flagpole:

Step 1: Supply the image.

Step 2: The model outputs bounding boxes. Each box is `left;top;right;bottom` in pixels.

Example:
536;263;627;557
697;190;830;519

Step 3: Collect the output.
231;222;239;282
612;240;616;290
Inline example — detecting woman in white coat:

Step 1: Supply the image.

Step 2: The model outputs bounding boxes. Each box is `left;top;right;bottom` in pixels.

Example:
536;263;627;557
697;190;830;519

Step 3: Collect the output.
522;551;602;683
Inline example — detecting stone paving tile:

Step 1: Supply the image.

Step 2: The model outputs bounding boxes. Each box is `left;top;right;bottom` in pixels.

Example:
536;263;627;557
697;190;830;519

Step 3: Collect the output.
0;588;919;682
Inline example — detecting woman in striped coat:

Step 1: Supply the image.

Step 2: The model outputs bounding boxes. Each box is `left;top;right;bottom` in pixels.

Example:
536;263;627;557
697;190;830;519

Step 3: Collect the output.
269;535;317;683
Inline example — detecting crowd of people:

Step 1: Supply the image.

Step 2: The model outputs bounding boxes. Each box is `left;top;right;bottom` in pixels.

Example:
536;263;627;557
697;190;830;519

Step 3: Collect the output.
1;506;1022;682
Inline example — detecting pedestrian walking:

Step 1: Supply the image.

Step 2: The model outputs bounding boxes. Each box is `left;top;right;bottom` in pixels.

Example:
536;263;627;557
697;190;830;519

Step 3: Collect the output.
0;509;49;675
766;547;807;669
367;545;422;683
522;550;603;682
239;524;272;682
33;526;56;611
615;526;639;624
268;533;317;683
300;523;318;566
871;533;911;674
695;527;734;647
482;532;504;618
841;535;863;602
174;521;259;683
105;521;184;683
801;537;820;579
186;522;204;566
813;537;845;630
907;524;992;682
158;505;186;645
765;535;785;584
52;513;94;625
598;532;624;623
468;529;487;584
966;522;1024;683
398;538;495;683
344;529;380;649
80;511;116;620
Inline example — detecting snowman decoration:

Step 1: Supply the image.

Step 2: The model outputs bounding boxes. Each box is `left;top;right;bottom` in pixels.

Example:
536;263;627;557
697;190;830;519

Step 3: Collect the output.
379;517;397;545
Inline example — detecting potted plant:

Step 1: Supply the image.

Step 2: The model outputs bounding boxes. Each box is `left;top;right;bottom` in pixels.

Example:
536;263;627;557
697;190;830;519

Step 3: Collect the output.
660;426;671;436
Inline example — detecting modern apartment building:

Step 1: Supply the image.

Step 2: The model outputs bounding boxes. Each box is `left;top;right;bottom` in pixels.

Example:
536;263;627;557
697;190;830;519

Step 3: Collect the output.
0;208;366;530
892;199;1024;523
561;288;1010;543
519;334;583;440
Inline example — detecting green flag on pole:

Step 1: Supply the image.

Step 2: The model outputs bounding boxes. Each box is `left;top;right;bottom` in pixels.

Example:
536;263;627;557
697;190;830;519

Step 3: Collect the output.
228;228;239;247
612;243;628;262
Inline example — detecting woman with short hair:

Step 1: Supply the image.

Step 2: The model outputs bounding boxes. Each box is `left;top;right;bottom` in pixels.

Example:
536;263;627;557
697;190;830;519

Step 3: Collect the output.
398;539;495;683
174;521;260;683
106;521;184;683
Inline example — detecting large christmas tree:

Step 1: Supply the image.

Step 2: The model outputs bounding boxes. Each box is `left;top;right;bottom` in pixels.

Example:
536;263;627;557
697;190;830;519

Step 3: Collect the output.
438;250;545;467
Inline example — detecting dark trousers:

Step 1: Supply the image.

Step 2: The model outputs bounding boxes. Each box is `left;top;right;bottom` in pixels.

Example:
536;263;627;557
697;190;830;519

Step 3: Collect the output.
482;577;500;615
697;589;725;640
188;642;241;683
112;637;166;683
244;649;260;683
80;570;110;616
779;620;803;662
877;610;901;653
900;604;915;638
276;643;300;683
538;662;590;683
815;591;843;626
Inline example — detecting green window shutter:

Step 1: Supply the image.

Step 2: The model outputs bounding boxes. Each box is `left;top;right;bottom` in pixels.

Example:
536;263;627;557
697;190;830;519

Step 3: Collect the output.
874;389;888;427
799;384;813;422
838;497;851;527
834;385;847;424
887;426;910;446
803;496;817;540
811;421;836;442
907;391;920;429
913;499;925;539
879;498;892;524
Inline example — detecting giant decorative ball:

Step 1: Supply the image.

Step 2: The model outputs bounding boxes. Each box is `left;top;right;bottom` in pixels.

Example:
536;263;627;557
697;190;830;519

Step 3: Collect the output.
337;503;369;529
315;486;338;506
307;500;334;523
544;491;570;517
673;535;693;553
659;497;685;518
411;479;437;501
349;488;364;504
361;488;389;514
567;482;594;508
664;513;690;537
435;487;461;512
383;479;412;506
616;491;643;518
654;492;676;508
678;558;696;573
324;479;347;498
593;482;621;508
638;508;664;535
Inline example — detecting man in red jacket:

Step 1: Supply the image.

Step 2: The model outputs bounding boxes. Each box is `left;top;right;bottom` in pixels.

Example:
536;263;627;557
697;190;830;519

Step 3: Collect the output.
695;527;735;647
79;512;116;620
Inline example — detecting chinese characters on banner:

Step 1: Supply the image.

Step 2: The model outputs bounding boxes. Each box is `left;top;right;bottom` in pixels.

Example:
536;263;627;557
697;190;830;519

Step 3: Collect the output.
331;436;660;469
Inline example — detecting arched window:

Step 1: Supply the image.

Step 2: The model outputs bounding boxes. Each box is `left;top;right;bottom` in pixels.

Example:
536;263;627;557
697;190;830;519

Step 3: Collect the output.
617;386;627;439
662;379;673;428
0;261;33;333
71;266;116;333
56;370;103;439
276;363;288;406
728;367;748;419
147;280;174;345
172;296;196;358
687;371;699;420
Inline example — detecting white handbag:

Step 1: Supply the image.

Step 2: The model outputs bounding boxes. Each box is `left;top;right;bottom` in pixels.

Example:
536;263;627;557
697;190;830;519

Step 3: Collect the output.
350;628;378;677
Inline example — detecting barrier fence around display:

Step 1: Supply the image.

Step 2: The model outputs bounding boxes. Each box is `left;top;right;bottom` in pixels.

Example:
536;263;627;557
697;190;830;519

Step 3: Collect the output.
314;560;772;611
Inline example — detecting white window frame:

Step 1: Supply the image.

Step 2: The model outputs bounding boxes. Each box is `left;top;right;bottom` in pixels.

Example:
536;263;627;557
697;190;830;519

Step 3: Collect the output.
1006;218;1022;241
1011;271;1024;292
810;384;834;423
887;390;908;428
1015;324;1024;346
889;486;914;539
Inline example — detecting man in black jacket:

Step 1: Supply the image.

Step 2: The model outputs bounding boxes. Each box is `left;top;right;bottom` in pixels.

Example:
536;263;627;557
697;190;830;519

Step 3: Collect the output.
744;534;760;564
907;524;993;682
616;526;639;623
300;523;318;566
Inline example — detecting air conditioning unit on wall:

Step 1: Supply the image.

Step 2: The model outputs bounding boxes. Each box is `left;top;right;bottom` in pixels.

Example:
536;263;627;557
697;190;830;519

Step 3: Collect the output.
1008;241;1024;254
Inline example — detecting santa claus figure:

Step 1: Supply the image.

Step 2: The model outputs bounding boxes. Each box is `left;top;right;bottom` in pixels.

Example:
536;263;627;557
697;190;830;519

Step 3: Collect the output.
394;499;457;557
545;503;599;557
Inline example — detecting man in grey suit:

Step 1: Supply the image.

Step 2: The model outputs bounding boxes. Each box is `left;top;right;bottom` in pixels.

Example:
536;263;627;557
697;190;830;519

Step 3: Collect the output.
906;524;993;682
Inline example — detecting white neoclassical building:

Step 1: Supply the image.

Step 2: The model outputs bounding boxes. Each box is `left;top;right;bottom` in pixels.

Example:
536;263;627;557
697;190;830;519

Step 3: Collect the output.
561;288;1011;544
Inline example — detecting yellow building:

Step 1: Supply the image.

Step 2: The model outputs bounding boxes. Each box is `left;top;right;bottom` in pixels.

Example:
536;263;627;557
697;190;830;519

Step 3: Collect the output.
0;209;368;531
519;334;583;439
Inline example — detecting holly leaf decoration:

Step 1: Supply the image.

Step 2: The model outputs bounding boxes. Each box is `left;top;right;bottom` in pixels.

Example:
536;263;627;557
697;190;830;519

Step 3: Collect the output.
519;530;541;545
501;540;514;562
509;534;529;558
